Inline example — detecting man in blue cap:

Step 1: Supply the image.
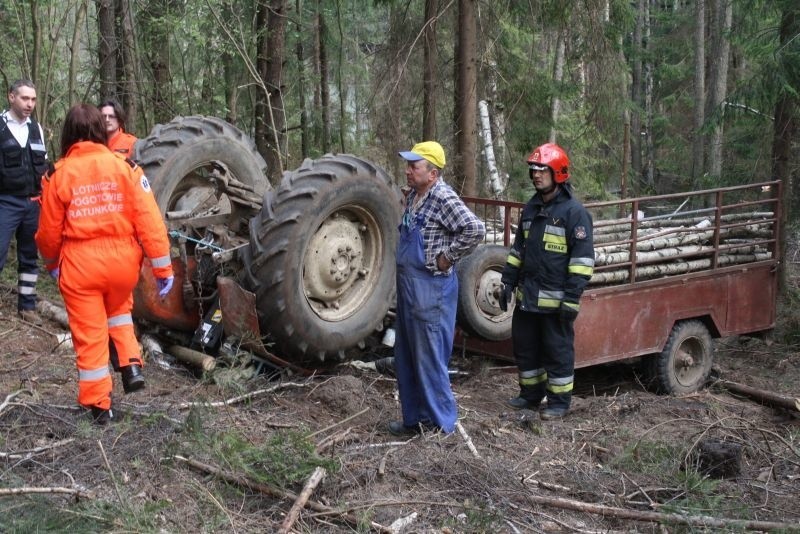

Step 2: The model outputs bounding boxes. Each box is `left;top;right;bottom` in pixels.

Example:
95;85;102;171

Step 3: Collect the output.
389;141;485;435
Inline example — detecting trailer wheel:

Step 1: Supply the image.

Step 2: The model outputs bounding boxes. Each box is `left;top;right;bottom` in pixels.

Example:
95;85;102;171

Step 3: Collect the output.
456;244;512;340
646;320;714;395
134;116;269;232
243;155;402;364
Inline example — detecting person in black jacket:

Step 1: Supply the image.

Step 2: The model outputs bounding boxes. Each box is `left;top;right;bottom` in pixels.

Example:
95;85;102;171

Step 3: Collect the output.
0;80;48;324
500;143;594;420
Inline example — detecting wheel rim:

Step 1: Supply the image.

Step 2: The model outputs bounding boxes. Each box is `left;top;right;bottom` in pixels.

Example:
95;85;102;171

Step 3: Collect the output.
673;336;707;388
475;268;511;320
302;205;382;321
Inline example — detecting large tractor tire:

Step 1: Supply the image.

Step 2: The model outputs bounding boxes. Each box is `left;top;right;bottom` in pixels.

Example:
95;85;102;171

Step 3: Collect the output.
456;244;513;340
134;116;269;219
642;320;714;395
242;154;402;364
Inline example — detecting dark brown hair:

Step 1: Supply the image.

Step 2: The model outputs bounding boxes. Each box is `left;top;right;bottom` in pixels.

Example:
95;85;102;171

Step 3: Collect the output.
98;99;127;130
60;104;108;157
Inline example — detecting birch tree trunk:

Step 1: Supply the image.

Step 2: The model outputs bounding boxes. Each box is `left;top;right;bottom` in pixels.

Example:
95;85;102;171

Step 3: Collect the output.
478;100;504;203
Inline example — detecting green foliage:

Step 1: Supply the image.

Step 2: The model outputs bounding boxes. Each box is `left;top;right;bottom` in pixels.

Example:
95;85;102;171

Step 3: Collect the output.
443;498;504;533
182;424;339;490
611;439;681;476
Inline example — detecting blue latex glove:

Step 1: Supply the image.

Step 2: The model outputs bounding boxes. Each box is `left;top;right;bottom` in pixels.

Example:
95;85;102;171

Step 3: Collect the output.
49;268;59;279
156;276;174;298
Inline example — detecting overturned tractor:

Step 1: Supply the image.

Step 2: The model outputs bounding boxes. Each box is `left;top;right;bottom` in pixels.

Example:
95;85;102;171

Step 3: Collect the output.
131;116;402;368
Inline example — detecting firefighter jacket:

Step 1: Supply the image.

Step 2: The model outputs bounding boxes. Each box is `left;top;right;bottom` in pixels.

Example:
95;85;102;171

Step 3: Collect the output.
36;141;172;277
0;117;48;196
501;183;594;314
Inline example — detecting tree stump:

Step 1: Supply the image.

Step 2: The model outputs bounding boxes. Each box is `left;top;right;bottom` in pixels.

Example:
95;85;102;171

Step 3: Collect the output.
686;438;742;478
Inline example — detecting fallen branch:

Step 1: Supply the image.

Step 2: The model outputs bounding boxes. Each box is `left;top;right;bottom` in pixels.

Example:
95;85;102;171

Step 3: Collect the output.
719;380;800;412
307;407;369;439
278;466;327;534
0;438;75;459
456;422;481;459
171;455;392;533
0;389;32;415
0;486;95;499
175;381;310;410
522;493;797;531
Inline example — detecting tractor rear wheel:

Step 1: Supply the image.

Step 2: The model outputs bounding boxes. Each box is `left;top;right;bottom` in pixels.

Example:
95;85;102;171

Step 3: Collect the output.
242;155;402;364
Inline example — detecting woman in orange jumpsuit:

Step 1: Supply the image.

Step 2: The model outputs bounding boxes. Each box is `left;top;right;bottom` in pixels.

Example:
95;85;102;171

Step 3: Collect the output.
36;104;173;424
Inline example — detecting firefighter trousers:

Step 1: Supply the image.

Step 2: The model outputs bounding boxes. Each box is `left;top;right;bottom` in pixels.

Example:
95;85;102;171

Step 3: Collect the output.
511;309;575;409
59;236;143;410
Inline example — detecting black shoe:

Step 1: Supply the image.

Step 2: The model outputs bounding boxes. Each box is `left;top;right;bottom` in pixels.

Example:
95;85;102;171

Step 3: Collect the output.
540;406;568;420
387;420;420;437
506;396;541;410
121;365;145;394
91;406;115;425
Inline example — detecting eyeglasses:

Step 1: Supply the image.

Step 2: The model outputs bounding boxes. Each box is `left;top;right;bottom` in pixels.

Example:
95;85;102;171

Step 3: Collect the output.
102;114;117;119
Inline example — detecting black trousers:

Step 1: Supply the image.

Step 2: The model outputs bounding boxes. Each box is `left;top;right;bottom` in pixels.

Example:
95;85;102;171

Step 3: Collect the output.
511;310;575;409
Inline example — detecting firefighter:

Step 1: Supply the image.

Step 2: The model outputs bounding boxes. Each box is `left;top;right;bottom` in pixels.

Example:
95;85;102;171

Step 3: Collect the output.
389;141;485;436
0;80;48;324
99;100;137;157
36;104;173;425
500;143;594;420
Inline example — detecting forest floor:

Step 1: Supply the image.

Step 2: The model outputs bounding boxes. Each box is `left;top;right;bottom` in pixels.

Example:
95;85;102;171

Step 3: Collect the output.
0;263;799;533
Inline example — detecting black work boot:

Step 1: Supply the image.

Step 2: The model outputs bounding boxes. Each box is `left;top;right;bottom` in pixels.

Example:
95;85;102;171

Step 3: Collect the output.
91;406;115;425
506;396;543;410
121;365;145;393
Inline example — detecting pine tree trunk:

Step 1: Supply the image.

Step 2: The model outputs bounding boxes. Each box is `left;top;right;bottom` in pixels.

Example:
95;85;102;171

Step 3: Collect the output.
455;0;477;196
691;0;706;186
117;0;138;129
265;0;287;182
706;0;732;181
423;0;438;140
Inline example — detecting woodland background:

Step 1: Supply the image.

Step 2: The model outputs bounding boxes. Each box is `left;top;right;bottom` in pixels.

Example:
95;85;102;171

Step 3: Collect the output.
1;0;798;208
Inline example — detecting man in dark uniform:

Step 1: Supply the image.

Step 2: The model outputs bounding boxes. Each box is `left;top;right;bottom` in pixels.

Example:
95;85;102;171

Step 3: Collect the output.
500;143;594;420
0;80;48;324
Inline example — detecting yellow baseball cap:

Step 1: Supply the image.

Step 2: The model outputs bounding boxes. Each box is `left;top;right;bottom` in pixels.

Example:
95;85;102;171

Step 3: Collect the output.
399;141;446;169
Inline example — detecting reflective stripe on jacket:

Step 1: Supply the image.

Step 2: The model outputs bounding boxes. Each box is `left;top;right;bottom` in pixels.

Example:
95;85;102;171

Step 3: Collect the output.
35;141;173;278
501;183;594;313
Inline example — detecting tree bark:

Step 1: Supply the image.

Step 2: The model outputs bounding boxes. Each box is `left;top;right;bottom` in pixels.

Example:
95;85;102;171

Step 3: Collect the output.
455;0;477;196
117;0;138;129
549;28;566;143
319;8;331;153
97;0;117;99
630;0;644;184
296;0;309;158
422;0;438;140
691;0;706;186
68;1;88;105
706;0;732;181
254;0;269;160
265;0;287;182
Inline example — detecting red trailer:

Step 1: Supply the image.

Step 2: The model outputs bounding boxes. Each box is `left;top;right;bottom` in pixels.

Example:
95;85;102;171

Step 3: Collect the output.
455;181;781;394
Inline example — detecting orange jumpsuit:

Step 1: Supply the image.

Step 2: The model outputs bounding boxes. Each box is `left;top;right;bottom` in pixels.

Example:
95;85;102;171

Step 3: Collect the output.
107;129;138;158
36;141;172;411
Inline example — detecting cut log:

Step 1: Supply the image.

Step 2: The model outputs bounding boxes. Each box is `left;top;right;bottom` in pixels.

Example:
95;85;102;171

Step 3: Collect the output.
719;380;800;412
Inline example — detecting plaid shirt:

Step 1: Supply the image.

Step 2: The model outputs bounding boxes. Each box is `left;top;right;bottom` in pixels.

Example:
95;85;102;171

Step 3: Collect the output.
403;179;485;275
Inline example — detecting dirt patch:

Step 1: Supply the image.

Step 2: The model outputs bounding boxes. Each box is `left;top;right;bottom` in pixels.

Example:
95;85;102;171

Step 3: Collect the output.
0;280;798;532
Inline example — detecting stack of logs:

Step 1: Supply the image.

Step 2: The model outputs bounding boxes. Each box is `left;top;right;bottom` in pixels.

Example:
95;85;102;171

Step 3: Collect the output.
483;211;775;287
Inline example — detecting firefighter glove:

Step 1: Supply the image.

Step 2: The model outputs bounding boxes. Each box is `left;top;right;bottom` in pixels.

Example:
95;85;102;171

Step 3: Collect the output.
559;302;579;323
499;284;514;312
49;268;59;279
156;276;174;298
